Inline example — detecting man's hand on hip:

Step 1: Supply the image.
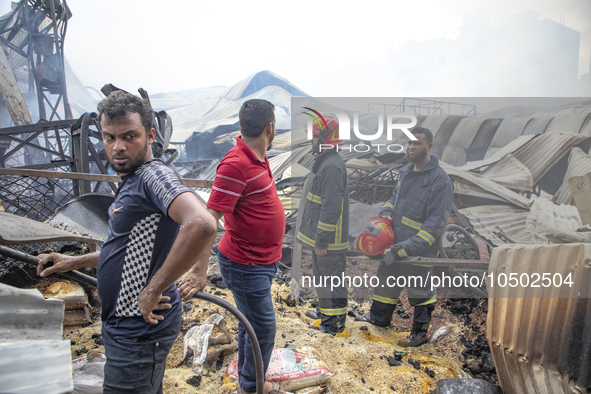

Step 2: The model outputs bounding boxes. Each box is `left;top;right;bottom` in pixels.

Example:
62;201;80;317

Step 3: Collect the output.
137;287;172;324
178;270;207;301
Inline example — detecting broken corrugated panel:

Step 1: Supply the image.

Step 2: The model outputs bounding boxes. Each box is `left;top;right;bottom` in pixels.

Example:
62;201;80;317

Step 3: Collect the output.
521;116;553;135
440;162;531;209
487;243;591;394
482;132;589;186
477;153;534;191
0;283;73;393
458;205;538;246
525;197;591;243
461;135;536;172
0;283;64;340
545;110;591;134
554;147;591;205
0;340;73;394
485;117;532;159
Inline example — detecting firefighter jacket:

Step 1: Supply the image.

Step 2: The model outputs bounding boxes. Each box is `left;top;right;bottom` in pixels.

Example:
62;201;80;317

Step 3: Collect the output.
378;155;453;259
297;149;349;253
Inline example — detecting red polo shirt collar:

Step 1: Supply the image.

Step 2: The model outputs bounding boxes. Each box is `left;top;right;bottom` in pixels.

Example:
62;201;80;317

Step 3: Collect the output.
236;136;267;164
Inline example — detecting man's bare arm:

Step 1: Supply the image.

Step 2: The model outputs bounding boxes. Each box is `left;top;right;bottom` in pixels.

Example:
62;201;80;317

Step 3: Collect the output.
37;252;100;278
178;207;225;300
138;192;217;324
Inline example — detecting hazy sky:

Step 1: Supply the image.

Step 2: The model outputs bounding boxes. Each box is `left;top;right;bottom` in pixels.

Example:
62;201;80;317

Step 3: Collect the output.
1;0;590;96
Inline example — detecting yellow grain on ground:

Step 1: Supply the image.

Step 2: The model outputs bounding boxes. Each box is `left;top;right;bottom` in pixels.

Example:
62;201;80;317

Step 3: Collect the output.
334;329;349;338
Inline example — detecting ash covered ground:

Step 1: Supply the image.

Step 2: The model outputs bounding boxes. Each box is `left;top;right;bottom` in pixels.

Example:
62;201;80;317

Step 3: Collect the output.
0;237;497;393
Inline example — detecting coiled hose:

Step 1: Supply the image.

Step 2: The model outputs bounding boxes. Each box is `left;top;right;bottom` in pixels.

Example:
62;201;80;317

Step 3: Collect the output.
437;223;481;260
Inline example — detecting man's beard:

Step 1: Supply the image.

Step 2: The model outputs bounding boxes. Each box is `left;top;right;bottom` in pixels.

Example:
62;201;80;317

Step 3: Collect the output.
405;147;428;164
110;143;149;174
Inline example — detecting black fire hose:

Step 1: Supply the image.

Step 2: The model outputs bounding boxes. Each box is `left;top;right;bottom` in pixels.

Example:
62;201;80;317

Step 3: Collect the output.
192;292;265;394
0;244;98;287
437;224;481;260
0;245;265;394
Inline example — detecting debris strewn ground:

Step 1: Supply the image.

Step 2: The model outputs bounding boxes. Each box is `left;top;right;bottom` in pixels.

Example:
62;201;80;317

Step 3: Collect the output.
0;245;497;394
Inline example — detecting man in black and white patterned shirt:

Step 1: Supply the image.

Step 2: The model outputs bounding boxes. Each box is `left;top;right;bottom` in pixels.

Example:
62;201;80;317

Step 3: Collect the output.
37;91;217;394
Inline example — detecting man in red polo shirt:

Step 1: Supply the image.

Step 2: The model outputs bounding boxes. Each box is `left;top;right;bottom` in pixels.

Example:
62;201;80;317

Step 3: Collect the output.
180;99;285;394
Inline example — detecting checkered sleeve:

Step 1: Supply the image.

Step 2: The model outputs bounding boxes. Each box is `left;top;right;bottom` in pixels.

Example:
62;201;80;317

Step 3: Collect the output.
139;161;191;216
207;162;246;214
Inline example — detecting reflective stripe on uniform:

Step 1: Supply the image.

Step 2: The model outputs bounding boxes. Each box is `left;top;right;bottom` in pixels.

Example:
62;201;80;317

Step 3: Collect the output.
307;192;322;204
372;295;398;305
384;202;394;209
397;248;408;258
415;295;437;306
318;221;337;232
296;232;348;251
401;216;422;230
320;306;348;316
417;229;435;245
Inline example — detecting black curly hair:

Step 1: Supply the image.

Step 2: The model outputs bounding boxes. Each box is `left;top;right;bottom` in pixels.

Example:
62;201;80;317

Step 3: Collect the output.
97;91;153;133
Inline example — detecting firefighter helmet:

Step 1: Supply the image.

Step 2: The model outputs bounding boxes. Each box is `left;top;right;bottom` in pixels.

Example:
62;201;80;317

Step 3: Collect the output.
312;116;343;146
356;216;395;256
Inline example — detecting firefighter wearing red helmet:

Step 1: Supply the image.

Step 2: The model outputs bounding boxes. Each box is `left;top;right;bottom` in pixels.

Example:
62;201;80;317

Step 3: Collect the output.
297;115;349;335
356;127;454;347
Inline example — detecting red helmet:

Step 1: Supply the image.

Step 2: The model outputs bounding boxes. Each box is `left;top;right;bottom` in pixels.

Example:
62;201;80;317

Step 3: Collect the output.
312;116;343;146
356;217;395;256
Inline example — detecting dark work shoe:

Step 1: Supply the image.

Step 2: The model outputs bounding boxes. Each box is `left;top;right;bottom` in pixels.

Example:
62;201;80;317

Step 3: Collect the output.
305;310;319;319
354;313;389;327
398;331;428;347
309;324;345;336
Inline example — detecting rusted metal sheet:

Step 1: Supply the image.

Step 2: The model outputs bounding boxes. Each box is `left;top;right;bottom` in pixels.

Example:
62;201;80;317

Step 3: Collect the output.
487;243;591;394
0;211;101;245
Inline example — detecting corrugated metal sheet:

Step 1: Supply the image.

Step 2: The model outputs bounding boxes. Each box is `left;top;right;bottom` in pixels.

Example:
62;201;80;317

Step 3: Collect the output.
554;147;591;205
0;284;64;340
526;197;591;243
420;115;450;136
485;117;532;159
431;116;465;160
439;118;488;166
448;118;488;149
487;243;591;394
461;135;536;172
0;283;73;393
478;153;534;191
545;111;591;134
440;162;531;209
467;118;503;163
521;116;553;135
482;132;589;187
458;205;537;246
581;116;591;137
440;145;467;167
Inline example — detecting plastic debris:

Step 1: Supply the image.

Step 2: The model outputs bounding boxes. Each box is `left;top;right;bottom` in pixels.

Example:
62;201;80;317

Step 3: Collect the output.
183;313;224;374
430;325;449;343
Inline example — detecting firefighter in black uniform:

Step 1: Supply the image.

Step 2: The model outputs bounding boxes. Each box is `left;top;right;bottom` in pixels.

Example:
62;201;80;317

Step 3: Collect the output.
297;116;349;335
356;127;453;347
